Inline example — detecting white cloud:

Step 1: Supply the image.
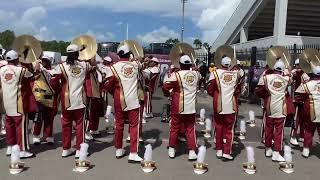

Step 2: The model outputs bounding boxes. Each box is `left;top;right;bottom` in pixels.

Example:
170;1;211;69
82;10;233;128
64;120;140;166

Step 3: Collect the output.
0;6;54;41
136;26;179;44
1;0;241;43
116;22;123;26
86;30;115;42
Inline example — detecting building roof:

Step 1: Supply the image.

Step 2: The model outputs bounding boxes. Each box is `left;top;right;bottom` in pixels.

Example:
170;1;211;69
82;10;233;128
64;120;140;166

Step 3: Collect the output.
212;0;320;51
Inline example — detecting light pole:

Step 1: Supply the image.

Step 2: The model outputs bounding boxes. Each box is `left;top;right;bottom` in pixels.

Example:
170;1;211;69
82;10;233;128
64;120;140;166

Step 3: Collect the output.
181;0;188;42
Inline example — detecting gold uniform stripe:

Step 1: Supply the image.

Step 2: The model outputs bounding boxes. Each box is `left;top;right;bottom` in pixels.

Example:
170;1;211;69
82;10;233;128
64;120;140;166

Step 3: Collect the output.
110;66;127;110
60;64;71;109
176;73;184;113
17;68;25;114
213;71;222;113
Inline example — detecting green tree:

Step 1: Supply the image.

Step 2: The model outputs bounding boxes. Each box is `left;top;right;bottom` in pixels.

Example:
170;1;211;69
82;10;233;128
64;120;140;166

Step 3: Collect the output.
165;38;180;44
193;39;202;49
0;30;15;49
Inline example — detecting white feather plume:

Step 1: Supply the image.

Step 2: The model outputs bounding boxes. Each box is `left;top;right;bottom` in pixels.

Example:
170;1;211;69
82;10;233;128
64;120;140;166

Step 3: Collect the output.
284;145;293;163
200;109;206;119
144;144;153;161
197;146;206;164
11;145;20;164
240;120;246;133
106;106;113;116
249;110;255;121
246;146;255;164
106;105;114;122
205;118;212;131
79;143;89;161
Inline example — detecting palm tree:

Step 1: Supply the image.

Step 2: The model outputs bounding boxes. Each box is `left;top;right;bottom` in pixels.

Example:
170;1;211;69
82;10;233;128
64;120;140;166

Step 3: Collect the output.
193;39;202;49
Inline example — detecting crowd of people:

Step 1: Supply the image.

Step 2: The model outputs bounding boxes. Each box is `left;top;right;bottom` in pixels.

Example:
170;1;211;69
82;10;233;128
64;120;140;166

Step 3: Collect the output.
0;39;320;173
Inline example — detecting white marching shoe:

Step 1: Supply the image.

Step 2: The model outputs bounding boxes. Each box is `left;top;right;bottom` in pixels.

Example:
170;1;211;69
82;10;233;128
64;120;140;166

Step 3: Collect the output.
128;153;143;163
265;148;273;157
32;136;41;145
302;148;310;158
20;151;34;159
290;137;299;146
126;136;131;143
216;150;223;159
222;154;234;161
62;149;75;158
188;150;197;161
45;137;54;144
168;147;176;159
6;146;12;156
139;137;143;142
85;132;94;140
271;151;285;162
142;118;147;124
115;149;125;159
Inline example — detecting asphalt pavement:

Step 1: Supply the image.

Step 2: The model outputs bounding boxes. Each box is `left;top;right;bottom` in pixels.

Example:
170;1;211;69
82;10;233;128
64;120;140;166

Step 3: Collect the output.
0;89;319;180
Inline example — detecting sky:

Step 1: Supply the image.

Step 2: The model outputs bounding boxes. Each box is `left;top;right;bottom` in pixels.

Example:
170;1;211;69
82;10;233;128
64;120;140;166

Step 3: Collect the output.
0;0;241;45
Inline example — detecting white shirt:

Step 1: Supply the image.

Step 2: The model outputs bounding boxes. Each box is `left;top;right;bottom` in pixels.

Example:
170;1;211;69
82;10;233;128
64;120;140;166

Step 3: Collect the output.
52;61;91;110
0;65;32;116
296;79;320;123
258;73;291;118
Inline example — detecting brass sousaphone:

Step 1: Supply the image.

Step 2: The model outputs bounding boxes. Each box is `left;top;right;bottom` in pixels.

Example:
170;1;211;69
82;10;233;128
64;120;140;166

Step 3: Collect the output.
12;35;54;108
72;35;98;61
118;40;144;59
12;35;42;64
169;43;195;68
213;45;236;69
299;48;320;74
266;46;292;70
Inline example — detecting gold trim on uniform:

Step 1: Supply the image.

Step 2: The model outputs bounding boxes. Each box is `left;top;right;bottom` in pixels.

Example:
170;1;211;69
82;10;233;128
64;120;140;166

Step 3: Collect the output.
17;68;25;114
213;71;222;113
110;66;127;110
175;72;184;113
60;64;71;109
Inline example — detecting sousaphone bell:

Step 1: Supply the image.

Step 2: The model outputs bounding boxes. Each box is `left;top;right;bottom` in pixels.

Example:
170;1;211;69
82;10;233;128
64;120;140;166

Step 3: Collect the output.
12;35;54;108
118;40;144;59
299;48;320;74
169;43;195;69
71;35;98;61
266;46;292;70
12;35;42;64
213;45;236;69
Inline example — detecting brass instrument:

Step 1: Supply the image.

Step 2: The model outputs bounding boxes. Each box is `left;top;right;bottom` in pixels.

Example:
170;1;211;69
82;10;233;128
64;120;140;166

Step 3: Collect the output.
266;46;292;70
71;35;98;61
12;35;54;107
299;48;320;74
118;40;144;59
169;43;195;68
213;45;236;69
12;35;42;64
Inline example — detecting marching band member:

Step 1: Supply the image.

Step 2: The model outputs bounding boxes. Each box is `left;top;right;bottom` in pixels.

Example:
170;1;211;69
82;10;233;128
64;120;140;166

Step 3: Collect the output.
144;57;160;118
207;56;243;161
84;56;103;139
0;50;36;158
162;54;200;161
102;44;143;163
255;58;294;162
32;55;59;145
0;46;7;135
51;44;93;158
98;56;113;121
290;59;305;145
295;62;320;158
